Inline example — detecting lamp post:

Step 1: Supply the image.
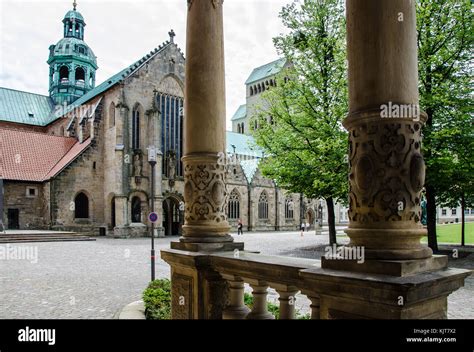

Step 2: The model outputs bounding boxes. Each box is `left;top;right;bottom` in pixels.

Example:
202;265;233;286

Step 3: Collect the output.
148;145;158;282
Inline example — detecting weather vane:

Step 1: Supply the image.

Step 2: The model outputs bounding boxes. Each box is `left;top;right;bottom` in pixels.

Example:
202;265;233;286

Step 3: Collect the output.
73;0;77;11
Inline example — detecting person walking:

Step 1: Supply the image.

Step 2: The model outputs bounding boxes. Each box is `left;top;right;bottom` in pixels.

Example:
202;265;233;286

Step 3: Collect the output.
237;219;243;235
300;222;305;237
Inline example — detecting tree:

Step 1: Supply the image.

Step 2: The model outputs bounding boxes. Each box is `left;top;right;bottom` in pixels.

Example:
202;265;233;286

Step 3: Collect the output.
417;0;473;251
251;0;347;245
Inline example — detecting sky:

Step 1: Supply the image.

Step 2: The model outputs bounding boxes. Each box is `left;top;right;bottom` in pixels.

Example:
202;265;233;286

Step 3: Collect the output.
0;0;290;130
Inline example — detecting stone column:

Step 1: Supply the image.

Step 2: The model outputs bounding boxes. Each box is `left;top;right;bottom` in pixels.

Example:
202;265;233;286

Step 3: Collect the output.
161;0;242;319
342;0;431;260
307;0;470;320
178;0;233;248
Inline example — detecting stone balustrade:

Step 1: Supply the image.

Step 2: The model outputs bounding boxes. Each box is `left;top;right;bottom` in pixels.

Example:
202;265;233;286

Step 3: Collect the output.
213;252;320;320
161;249;321;319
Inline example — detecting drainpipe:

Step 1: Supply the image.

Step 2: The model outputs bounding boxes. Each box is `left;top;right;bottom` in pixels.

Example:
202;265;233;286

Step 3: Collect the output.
274;183;279;231
247;183;252;232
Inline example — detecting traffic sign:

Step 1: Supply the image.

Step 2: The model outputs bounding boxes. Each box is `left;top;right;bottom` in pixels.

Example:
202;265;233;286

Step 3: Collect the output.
148;212;159;223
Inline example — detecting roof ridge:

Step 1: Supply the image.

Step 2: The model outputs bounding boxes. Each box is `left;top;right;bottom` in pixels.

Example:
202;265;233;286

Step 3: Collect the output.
62;41;175;113
250;58;285;73
0;126;76;140
43;138;90;180
0;86;50;98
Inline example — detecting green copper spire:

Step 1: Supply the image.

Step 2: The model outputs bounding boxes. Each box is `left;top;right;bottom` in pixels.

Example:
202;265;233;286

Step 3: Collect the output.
47;2;98;105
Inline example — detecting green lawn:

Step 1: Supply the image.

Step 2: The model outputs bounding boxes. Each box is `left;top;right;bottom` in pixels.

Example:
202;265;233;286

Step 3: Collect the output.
429;222;474;245
336;222;474;245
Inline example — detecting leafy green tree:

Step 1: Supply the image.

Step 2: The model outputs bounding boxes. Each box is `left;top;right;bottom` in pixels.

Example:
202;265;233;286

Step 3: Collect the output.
417;0;473;251
251;0;347;245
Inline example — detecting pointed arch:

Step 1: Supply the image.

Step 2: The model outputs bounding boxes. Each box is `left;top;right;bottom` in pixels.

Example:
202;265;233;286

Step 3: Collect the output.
132;103;143;150
258;191;269;220
228;189;241;220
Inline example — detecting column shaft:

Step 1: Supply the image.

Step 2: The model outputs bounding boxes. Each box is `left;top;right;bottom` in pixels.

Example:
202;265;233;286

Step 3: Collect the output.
343;0;431;260
181;0;231;244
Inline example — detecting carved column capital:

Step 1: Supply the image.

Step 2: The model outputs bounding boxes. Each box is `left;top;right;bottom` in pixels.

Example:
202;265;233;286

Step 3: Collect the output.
344;109;432;259
181;153;232;242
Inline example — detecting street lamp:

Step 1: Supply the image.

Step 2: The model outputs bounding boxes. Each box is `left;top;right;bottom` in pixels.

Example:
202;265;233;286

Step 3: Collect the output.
148;145;158;282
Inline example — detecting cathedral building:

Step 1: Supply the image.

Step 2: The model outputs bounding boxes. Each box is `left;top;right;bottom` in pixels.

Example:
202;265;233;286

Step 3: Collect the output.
0;4;349;237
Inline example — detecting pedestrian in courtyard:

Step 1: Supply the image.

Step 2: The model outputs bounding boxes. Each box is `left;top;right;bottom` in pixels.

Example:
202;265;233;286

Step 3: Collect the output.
237;219;243;235
300;222;305;237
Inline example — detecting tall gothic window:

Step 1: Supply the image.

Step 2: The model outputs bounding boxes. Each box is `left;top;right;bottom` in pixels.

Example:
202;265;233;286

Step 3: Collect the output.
228;189;240;220
285;198;294;220
258;191;269;220
160;93;184;177
132;106;140;150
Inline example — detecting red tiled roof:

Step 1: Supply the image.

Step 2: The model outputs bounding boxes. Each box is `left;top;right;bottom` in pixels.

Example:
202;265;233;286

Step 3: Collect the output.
0;127;90;182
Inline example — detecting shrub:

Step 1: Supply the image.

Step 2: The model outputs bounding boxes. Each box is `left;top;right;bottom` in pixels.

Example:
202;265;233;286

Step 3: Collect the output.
244;292;310;319
142;279;171;320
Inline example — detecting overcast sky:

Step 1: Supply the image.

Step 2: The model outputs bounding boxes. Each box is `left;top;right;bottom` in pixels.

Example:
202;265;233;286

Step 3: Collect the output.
0;0;290;129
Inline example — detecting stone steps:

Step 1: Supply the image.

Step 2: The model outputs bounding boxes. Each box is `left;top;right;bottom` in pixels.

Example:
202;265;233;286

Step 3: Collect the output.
0;232;96;244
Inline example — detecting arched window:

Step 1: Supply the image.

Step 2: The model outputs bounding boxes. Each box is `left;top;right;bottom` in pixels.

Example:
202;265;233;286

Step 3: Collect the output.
131;196;141;223
132;106;140;150
109;102;116;127
241;123;245;134
75;67;85;82
250;87;254;96
59;66;69;81
228;189;241;220
285;198;294;219
258;84;262;93
258;191;269;220
74;192;89;219
160;93;184;177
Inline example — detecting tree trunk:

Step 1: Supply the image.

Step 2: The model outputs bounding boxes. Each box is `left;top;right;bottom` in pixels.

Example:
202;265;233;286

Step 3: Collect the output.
426;184;439;252
326;197;337;246
461;193;465;247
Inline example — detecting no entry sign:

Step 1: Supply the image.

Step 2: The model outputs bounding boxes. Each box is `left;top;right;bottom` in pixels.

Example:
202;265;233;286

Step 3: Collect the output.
148;212;159;224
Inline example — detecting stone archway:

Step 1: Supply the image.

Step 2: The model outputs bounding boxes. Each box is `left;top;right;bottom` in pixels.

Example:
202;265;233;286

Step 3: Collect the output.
162;196;183;237
306;209;315;228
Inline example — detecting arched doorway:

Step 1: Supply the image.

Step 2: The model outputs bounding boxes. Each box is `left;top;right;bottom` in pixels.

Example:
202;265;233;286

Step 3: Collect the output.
163;197;183;236
306;209;315;228
111;197;116;229
131;196;142;223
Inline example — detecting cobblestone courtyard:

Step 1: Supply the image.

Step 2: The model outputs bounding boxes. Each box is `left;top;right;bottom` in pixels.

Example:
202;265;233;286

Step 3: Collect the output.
0;231;472;319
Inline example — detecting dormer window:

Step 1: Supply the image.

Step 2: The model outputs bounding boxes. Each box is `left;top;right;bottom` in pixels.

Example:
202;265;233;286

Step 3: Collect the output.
28;112;34;118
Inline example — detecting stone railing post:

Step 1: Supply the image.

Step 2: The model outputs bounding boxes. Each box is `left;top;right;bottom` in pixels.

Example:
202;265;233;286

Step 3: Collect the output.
222;275;250;319
273;284;298;320
246;281;274;320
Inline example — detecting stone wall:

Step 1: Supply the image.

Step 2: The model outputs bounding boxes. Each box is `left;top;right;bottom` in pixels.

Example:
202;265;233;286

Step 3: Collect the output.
3;182;49;230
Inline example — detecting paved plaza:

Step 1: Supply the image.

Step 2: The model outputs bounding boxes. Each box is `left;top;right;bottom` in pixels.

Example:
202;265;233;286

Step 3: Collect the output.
0;231;472;319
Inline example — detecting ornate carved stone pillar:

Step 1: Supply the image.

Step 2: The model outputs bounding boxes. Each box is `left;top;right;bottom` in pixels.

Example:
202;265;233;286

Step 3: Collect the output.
176;0;234;248
161;0;241;319
308;0;470;320
342;0;431;260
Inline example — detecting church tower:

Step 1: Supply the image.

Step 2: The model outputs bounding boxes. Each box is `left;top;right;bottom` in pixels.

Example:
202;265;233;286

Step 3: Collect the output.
47;1;98;105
